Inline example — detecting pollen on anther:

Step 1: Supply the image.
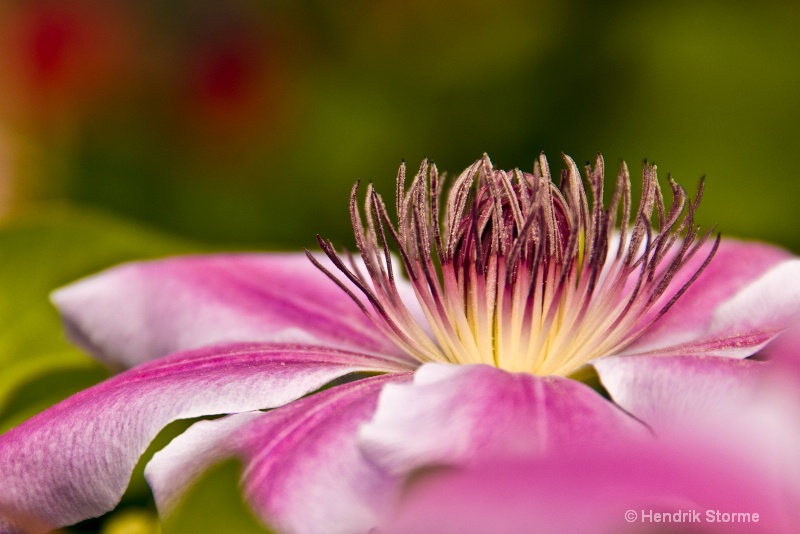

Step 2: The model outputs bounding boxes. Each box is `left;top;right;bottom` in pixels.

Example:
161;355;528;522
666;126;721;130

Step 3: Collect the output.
313;153;718;377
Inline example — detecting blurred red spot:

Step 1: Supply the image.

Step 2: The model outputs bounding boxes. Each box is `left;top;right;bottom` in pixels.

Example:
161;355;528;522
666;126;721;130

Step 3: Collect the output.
0;0;139;122
182;29;283;142
202;44;253;106
27;11;77;87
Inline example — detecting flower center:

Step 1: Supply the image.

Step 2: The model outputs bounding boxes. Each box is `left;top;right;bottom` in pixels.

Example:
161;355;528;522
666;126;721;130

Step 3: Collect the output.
310;153;718;376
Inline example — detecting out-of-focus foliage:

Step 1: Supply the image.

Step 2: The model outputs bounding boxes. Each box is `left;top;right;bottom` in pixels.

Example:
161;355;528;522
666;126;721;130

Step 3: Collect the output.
161;459;274;534
99;508;160;534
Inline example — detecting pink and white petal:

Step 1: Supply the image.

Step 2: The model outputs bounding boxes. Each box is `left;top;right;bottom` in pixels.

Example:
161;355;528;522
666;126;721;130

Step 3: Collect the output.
359;363;649;477
51;253;419;368
761;326;800;408
603;354;800;494
0;343;407;533
145;412;261;515
147;373;411;534
593;354;765;433
144;408;260;516
625;239;796;357
381;441;796;534
759;324;800;365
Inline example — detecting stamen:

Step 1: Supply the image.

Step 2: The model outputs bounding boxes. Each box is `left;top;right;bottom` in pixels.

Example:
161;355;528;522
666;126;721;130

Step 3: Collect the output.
315;154;718;376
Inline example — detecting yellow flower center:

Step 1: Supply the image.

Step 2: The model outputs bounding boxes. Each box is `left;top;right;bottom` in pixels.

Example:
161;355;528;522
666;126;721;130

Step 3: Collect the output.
311;153;717;376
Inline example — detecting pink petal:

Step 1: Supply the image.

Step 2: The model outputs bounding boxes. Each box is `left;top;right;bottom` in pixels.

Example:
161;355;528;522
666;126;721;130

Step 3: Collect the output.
758;324;800;363
51;253;418;368
595;354;800;496
386;355;800;533
593;355;764;433
381;442;796;534
0;343;408;532
359;363;649;476
625;240;797;358
145;412;262;515
147;373;411;534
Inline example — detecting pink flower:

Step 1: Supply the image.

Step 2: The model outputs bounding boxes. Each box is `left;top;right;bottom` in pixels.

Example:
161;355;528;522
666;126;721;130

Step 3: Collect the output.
1;154;798;533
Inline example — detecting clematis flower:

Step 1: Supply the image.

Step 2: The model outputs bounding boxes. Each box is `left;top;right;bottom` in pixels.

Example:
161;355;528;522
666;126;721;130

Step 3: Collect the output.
2;154;800;534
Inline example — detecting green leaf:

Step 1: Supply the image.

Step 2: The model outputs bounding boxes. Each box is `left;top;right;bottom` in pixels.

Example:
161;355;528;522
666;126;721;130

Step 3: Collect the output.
161;459;275;534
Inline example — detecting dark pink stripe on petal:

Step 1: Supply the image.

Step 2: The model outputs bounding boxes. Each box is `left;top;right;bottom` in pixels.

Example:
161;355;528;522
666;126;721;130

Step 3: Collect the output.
359;363;650;477
147;373;412;534
0;343;408;532
240;373;411;534
624;331;779;358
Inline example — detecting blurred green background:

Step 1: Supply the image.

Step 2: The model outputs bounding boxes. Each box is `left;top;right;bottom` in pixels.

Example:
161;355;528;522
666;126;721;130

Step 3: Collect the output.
1;0;799;532
2;0;799;250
